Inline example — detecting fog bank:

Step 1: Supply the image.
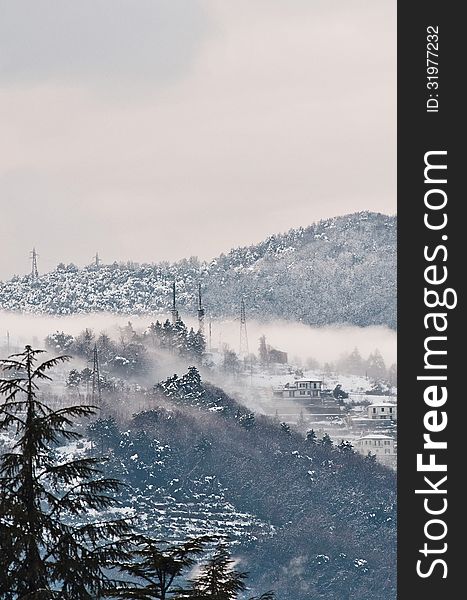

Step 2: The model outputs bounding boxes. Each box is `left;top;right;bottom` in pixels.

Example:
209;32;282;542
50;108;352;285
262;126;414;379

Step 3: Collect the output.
0;311;396;365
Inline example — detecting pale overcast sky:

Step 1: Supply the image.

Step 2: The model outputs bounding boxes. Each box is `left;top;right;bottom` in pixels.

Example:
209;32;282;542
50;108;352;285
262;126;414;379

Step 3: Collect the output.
0;0;395;280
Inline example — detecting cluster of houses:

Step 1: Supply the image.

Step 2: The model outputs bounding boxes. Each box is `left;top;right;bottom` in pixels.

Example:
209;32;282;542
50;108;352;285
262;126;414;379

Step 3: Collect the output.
273;377;397;468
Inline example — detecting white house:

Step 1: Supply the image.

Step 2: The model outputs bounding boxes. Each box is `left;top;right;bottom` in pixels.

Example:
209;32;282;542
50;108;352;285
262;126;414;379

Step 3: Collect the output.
273;378;323;399
355;434;396;467
368;403;397;421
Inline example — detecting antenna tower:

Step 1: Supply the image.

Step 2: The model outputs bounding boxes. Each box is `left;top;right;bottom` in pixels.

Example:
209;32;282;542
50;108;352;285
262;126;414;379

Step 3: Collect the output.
197;283;205;335
30;248;39;282
92;344;102;403
239;298;249;359
94;252;101;268
171;282;179;324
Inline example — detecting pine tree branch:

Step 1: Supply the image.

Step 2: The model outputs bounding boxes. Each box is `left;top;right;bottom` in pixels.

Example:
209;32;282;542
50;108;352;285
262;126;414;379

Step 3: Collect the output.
33;355;71;377
0;358;29;369
0;411;26;428
0;379;29;398
41;457;103;483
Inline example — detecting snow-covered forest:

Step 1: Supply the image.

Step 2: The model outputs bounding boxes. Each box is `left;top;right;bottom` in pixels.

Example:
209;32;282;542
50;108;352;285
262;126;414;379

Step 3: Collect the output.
0;212;396;329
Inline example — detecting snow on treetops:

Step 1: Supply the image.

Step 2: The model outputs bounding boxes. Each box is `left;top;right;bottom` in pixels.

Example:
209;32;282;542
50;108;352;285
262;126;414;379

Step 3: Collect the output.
0;212;396;329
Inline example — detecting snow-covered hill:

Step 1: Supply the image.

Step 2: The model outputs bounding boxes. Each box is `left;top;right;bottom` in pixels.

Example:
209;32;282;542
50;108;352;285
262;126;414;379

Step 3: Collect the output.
0;365;397;600
81;371;396;599
0;211;396;328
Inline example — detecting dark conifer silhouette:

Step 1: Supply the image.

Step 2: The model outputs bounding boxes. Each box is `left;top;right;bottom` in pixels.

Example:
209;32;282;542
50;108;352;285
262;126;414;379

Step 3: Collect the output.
319;432;333;448
0;346;133;599
178;544;274;600
112;536;211;600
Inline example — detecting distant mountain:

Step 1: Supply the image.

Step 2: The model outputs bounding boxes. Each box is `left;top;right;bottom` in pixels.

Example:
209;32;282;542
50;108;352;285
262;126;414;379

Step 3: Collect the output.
0;211;396;328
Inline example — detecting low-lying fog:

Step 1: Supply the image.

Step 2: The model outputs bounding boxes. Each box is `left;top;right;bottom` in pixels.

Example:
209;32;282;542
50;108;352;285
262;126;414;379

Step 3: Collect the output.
0;310;396;366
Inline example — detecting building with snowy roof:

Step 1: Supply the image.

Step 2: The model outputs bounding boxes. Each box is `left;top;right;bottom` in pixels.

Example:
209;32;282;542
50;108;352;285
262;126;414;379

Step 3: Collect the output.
273;378;323;399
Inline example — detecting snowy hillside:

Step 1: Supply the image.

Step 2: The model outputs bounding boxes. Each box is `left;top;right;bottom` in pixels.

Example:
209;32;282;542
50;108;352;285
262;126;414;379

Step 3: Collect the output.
0;211;396;328
77;371;397;600
0;355;397;600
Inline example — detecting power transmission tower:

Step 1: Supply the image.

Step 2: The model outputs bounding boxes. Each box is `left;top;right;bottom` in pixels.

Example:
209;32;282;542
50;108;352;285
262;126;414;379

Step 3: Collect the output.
92;344;101;403
197;283;205;335
30;248;39;282
171;282;179;324
239;298;249;359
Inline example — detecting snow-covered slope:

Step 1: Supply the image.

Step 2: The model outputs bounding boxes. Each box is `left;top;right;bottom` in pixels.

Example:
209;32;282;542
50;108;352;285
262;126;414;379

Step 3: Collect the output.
0;212;396;328
0;369;397;600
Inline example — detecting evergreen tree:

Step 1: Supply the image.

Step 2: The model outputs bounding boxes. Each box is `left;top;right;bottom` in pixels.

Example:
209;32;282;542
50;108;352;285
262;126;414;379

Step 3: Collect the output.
222;350;240;376
156;368;205;407
147;321;163;349
96;333;116;364
113;536;210;600
237;412;255;430
161;320;175;350
186;329;206;360
45;331;75;354
306;429;317;443
179;545;274;600
192;331;206;359
280;422;291;436
332;384;349;400
74;328;95;358
319;433;333;448
120;321;138;347
66;368;82;389
364;452;377;465
118;342;148;377
186;329;198;357
179;367;204;400
156;374;180;399
81;367;94;386
366;349;387;382
0;346;132;598
345;347;365;376
173;320;189;355
182;544;247;599
337;440;354;454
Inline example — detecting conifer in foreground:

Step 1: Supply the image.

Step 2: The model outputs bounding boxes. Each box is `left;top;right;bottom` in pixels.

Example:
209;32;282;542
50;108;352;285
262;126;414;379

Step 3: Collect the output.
0;346;132;599
111;535;211;600
177;544;275;600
